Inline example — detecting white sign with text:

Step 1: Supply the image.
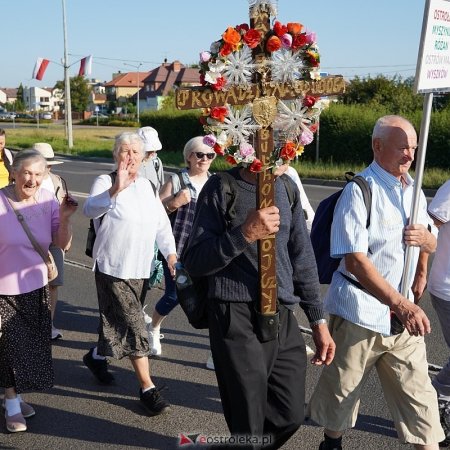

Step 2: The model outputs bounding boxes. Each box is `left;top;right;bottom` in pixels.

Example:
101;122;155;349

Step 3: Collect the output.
415;0;450;93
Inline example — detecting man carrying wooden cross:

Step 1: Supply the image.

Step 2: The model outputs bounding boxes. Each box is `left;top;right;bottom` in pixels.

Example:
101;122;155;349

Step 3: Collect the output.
181;2;335;447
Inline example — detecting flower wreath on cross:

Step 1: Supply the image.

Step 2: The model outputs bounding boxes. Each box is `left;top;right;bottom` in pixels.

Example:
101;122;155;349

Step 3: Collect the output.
198;18;330;173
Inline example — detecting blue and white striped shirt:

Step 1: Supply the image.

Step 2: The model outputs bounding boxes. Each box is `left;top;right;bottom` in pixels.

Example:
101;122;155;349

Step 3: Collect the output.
324;161;434;335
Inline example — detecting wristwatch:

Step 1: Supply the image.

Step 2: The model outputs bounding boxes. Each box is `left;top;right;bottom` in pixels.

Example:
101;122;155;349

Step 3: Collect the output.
310;318;327;328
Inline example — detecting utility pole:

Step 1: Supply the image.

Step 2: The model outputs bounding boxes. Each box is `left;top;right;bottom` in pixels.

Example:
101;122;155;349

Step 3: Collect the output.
124;62;143;124
62;0;73;149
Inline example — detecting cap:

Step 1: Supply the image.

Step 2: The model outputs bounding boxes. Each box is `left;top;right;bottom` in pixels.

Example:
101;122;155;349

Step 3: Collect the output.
32;142;63;165
137;126;162;152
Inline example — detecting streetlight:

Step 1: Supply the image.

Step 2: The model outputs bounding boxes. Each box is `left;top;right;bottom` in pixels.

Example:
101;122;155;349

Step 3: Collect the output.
124;62;143;123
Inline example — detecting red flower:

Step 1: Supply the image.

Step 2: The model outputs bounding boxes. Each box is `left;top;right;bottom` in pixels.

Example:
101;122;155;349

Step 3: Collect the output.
291;33;308;50
225;154;237;165
236;23;249;32
214;143;225;156
212;76;227;91
266;35;282;53
287;22;303;35
309;123;319;133
249;158;263;173
219;42;233;57
243;29;261;49
199;73;206;86
199;115;207;125
210;106;228;122
273;21;288;37
303;95;316;107
280;142;297;161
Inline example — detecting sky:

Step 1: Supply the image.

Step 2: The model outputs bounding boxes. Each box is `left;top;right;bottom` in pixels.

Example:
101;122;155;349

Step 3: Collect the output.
1;0;427;89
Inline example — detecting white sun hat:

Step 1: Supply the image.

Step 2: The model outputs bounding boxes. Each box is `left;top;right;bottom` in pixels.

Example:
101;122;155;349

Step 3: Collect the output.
32;142;64;165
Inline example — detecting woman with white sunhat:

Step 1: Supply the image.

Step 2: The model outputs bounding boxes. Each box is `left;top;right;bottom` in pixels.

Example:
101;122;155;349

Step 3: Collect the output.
33;142;74;341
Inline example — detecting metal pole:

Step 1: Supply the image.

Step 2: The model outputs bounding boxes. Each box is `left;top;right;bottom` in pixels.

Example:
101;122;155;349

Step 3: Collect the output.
137;64;140;124
62;0;73;149
400;92;433;297
315;119;320;163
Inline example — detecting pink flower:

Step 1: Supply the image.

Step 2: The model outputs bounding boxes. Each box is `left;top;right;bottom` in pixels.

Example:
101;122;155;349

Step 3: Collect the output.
203;134;217;147
199;51;211;63
281;33;293;49
299;129;314;146
239;142;255;157
305;32;316;44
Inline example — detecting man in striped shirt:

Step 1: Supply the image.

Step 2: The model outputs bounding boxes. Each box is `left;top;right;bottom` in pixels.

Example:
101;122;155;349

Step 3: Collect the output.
308;115;444;450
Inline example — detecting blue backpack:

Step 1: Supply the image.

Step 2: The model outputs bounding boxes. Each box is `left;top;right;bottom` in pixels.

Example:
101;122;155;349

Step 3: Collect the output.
310;172;371;284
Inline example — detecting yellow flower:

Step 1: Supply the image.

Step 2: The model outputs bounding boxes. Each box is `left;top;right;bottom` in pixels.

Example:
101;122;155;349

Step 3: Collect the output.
296;145;305;156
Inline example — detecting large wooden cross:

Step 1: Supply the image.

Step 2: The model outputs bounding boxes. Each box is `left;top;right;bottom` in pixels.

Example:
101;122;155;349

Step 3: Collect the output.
176;3;345;316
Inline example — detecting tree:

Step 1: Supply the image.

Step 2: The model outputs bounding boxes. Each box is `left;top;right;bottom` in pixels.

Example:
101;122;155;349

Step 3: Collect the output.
14;84;26;112
341;75;423;113
55;75;91;113
160;90;176;111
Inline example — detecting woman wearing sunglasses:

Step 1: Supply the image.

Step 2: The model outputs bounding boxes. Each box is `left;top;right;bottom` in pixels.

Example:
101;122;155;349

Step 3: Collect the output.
146;136;215;357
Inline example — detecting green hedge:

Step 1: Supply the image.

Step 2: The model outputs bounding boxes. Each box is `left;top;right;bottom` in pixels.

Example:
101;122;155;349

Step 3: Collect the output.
139;104;450;169
140;110;203;152
308;104;450;168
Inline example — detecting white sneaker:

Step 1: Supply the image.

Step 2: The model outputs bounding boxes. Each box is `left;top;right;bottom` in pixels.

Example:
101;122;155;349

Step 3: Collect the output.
305;345;315;357
51;326;63;340
148;327;163;356
206;353;215;370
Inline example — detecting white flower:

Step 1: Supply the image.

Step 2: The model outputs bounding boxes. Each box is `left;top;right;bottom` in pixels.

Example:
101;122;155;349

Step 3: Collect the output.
211;105;261;146
270;48;305;83
223;46;256;86
204;71;223;85
273;99;313;140
310;68;321;80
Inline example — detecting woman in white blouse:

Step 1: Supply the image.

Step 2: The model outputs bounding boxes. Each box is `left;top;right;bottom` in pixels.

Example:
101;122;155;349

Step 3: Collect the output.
83;131;177;416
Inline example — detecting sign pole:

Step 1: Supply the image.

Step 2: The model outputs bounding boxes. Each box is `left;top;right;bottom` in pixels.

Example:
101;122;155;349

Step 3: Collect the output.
400;92;433;297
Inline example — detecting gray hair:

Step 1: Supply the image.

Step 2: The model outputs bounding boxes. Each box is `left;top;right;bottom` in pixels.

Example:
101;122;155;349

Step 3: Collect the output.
372;115;415;142
183;136;213;167
12;149;47;172
112;132;145;160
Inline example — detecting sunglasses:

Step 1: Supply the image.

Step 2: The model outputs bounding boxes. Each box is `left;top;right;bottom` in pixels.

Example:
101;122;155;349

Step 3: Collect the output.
194;152;215;160
60;176;78;206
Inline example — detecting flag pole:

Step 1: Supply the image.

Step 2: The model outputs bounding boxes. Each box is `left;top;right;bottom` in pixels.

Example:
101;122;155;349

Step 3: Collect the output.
62;0;73;149
400;92;433;297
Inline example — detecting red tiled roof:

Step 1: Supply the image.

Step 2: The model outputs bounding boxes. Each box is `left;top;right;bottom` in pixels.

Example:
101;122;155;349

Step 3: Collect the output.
105;71;149;87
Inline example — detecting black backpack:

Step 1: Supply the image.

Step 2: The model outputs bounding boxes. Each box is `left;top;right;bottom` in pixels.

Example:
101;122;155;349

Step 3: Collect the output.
310;172;371;284
178;170;297;329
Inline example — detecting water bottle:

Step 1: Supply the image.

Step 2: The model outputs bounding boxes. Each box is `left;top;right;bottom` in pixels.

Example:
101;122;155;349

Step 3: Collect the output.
175;262;193;290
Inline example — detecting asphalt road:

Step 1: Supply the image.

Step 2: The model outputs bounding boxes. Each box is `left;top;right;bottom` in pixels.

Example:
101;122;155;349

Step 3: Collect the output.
0;157;447;450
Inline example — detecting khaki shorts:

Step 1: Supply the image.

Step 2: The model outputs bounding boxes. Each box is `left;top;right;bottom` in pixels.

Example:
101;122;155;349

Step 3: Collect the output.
308;315;444;445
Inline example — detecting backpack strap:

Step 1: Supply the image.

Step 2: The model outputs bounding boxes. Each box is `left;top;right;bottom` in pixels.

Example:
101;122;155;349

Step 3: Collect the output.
279;174;297;210
215;171;238;227
177;170;187;191
350;176;371;227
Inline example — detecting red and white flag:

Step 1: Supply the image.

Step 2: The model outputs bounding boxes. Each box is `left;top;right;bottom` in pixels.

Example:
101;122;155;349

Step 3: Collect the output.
32;58;50;80
78;55;93;76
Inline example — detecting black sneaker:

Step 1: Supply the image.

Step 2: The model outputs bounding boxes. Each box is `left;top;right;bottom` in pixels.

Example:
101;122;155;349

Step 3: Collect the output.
439;399;450;447
140;387;171;416
83;348;115;385
319;440;342;450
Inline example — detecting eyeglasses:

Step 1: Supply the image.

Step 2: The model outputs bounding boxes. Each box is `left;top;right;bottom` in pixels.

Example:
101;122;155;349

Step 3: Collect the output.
194;152;216;160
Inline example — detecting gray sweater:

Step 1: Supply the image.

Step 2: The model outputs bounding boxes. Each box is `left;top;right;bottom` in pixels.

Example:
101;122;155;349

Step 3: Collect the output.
183;168;324;324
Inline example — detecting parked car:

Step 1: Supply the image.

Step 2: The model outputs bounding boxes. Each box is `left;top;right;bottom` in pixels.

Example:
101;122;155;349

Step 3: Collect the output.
40;113;52;120
0;112;16;120
15;113;35;119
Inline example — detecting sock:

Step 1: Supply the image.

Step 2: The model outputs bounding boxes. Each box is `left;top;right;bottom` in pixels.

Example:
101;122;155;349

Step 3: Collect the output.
151;325;160;334
142;384;156;393
5;397;21;417
92;347;106;360
323;433;342;449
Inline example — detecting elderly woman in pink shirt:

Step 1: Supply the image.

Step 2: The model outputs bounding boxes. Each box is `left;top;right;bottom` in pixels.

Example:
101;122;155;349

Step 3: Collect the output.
0;149;77;433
